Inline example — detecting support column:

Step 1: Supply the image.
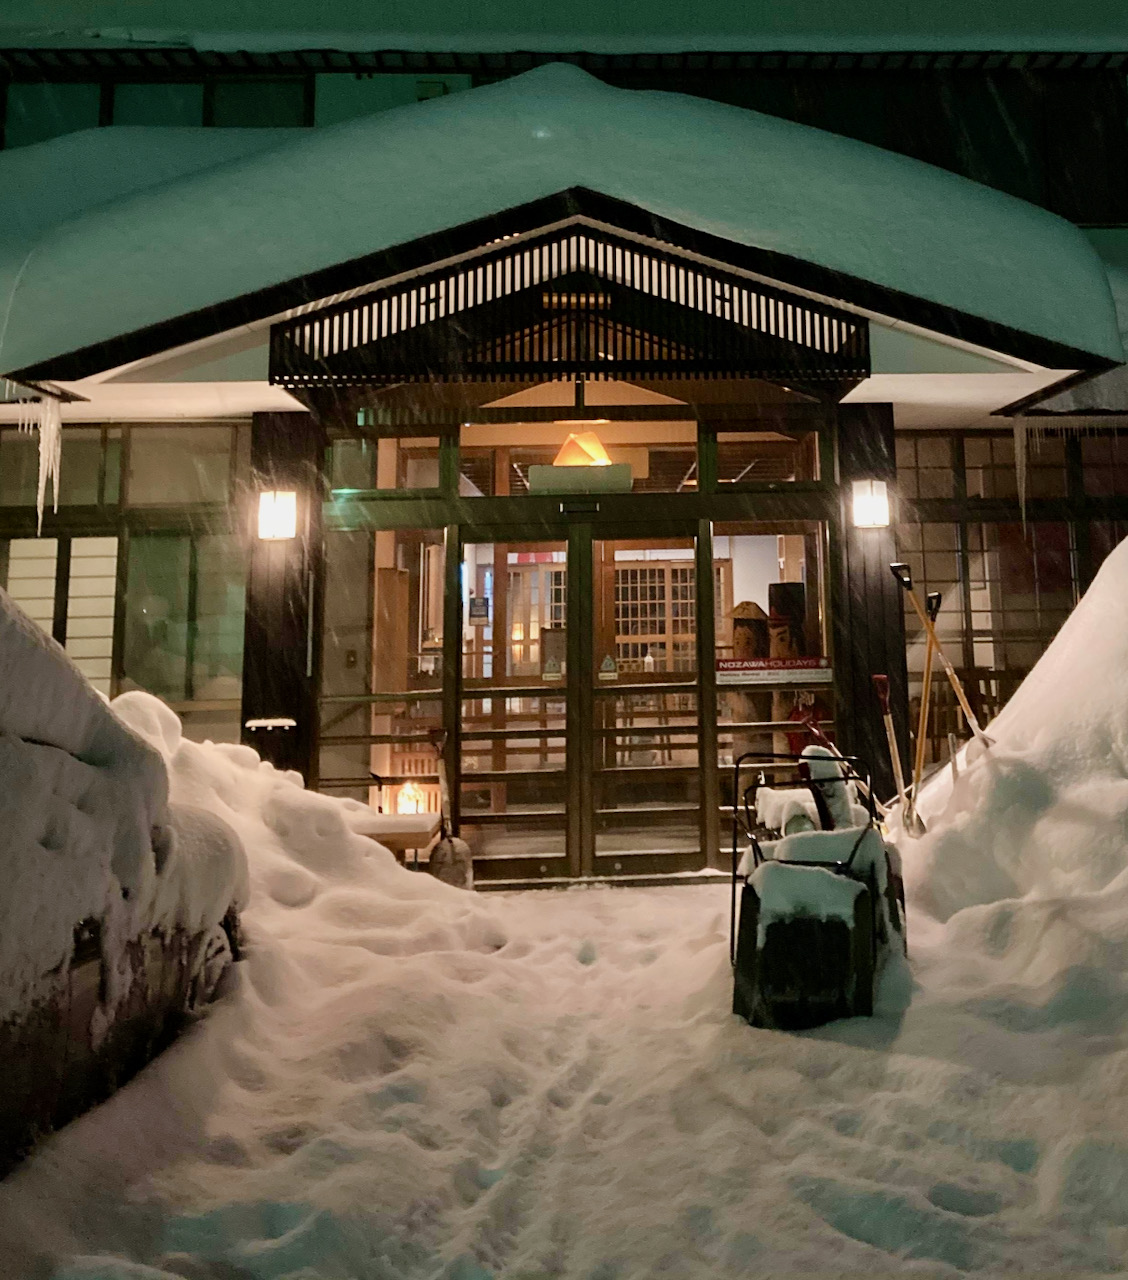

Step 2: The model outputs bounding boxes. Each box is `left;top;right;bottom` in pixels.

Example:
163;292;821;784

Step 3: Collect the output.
832;402;909;800
241;411;325;780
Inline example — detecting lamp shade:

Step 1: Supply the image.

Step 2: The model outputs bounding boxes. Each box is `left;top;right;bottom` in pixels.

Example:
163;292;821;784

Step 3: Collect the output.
851;479;890;528
258;490;298;540
553;431;613;467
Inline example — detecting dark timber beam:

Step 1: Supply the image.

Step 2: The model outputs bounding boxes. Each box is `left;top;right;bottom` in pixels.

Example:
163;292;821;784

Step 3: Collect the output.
241;411;325;780
832;402;909;800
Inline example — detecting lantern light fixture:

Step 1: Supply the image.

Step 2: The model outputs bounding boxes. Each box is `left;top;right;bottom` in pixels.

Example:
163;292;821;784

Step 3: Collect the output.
258;490;298;540
851;479;890;529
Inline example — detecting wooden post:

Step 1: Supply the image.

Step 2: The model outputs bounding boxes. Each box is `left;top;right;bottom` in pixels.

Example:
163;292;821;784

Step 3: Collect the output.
241;411;325;781
832;402;909;799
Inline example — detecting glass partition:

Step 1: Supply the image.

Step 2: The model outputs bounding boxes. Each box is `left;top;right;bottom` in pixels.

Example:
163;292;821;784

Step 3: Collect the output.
712;520;831;779
458;540;570;874
591;536;702;869
319;527;445;807
120;531;246;740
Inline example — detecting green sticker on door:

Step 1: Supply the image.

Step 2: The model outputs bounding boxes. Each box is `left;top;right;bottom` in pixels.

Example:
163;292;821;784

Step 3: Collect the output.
598;654;618;681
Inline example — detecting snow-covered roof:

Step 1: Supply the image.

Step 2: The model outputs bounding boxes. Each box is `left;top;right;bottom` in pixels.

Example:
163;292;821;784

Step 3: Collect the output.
0;64;1121;379
1018;265;1128;414
4;0;1127;52
0;127;301;250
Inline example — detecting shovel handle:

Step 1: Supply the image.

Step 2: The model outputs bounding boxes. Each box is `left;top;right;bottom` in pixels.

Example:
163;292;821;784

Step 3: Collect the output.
891;565;989;742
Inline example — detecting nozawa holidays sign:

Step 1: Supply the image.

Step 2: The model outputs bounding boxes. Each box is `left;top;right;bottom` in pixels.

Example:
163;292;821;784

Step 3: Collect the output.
716;658;833;686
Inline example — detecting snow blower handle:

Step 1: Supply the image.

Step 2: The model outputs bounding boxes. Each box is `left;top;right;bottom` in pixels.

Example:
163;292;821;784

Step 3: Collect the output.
890;563;992;747
799;714;888;818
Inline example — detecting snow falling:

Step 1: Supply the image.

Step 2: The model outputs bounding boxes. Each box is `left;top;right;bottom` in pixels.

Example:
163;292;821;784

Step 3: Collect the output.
7;546;1128;1275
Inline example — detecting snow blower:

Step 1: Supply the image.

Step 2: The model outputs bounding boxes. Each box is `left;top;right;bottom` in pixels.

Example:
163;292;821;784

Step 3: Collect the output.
730;746;906;1030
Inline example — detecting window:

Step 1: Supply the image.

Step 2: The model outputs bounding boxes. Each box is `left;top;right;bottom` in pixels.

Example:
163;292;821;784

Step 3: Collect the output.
4;83;101;148
1082;434;1128;496
127;425;236;505
120;533;246;741
717;428;819;485
0;426;120;508
459;422;698;495
896;434;954;499
965;432;1066;499
210;80;307;128
112;83;204;127
967;521;1074;672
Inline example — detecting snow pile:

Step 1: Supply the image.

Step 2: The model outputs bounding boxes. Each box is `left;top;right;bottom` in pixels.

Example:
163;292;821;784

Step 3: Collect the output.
0;592;168;1020
909;535;1128;920
751;860;863;944
0;590;251;1025
10;543;1128;1273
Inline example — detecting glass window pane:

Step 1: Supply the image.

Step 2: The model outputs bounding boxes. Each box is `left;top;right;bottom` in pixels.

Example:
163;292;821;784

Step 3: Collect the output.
121;535;191;702
4;83;101;148
57;429;103;506
716;428;819;484
377;437;441;490
127;425;234;505
112;82;204;126
460;422;698;495
212;80;306;128
320;528;445;806
328;437;376;491
0;429;39;506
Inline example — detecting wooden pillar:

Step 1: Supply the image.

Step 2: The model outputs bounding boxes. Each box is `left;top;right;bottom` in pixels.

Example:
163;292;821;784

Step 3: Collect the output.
832;402;909;800
241;411;325;781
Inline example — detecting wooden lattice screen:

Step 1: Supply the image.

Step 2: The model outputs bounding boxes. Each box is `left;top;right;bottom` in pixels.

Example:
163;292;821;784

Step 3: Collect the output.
270;221;869;388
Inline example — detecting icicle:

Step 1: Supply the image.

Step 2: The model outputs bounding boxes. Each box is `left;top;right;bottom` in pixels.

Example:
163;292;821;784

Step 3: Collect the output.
16;395;62;534
1013;419;1028;527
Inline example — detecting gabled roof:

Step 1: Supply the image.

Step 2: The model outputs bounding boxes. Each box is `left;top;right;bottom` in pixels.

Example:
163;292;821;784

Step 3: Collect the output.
0;64;1121;383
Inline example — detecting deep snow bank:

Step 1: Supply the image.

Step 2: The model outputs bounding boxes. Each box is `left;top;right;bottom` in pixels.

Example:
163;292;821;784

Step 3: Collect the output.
909;535;1128;916
889;537;1128;1066
9;568;1128;1275
0;590;241;1024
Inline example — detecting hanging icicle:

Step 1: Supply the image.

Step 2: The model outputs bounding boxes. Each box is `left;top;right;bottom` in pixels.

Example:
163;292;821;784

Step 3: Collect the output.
15;394;62;534
1013;419;1028;527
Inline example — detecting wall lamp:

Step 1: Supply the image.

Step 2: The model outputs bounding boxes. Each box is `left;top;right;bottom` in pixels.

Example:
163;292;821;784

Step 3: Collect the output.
851;479;890;529
258;490;298;540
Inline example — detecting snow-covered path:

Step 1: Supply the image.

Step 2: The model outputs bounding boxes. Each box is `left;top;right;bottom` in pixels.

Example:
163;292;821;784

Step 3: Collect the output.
3;877;1127;1279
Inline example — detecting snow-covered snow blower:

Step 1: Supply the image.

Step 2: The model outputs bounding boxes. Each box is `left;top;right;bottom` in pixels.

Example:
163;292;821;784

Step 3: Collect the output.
730;746;906;1030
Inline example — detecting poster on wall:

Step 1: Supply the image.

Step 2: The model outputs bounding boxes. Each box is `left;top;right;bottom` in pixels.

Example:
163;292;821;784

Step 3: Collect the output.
716;657;833;686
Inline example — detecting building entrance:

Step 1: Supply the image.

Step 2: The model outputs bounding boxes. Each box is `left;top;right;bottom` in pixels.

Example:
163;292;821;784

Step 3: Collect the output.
457;530;706;880
318;513;834;886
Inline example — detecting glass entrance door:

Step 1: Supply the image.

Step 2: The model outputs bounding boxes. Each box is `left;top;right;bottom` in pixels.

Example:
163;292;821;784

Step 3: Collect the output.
590;536;706;876
457;529;709;882
458;539;573;878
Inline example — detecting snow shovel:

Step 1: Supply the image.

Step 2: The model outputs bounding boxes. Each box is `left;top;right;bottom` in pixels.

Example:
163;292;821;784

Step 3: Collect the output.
904;590;942;835
872;674;909;813
800;714;888;818
426;730;473;890
890;563;993;748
